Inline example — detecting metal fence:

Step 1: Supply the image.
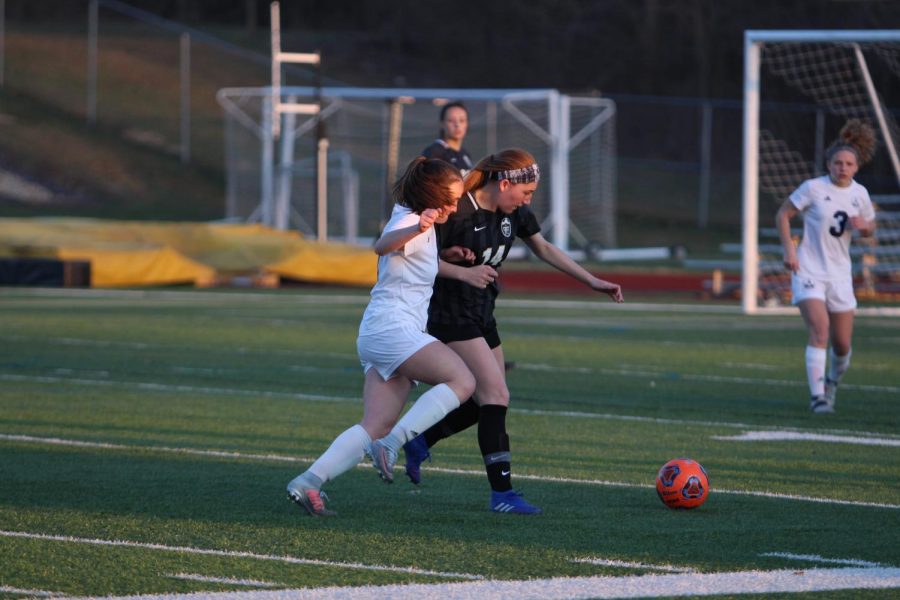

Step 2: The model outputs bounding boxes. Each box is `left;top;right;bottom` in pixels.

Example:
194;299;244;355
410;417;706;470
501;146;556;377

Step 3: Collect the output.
6;1;895;239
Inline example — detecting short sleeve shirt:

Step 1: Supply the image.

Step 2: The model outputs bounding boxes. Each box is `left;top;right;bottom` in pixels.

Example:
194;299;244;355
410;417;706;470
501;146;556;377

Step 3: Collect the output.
790;175;875;280
359;204;437;335
428;193;541;329
422;140;473;175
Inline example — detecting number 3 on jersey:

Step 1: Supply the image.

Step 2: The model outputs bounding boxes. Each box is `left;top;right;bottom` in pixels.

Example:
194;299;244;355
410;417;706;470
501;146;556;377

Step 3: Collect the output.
481;245;506;266
829;210;849;237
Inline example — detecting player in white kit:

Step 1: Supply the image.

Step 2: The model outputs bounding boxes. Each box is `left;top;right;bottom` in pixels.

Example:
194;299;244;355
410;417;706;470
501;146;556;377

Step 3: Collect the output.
775;119;877;413
285;157;474;515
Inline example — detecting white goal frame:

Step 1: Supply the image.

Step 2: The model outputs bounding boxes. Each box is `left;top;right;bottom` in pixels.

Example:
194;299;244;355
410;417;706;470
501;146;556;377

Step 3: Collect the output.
217;86;617;252
741;29;900;316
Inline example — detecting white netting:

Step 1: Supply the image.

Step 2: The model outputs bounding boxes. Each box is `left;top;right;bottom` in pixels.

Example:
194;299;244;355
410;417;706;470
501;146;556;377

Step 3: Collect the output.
217;88;616;251
751;38;900;310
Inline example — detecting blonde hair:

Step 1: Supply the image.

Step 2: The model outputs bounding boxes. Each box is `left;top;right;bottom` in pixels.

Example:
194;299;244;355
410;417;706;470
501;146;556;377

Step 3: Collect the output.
826;119;877;166
392;157;462;213
465;148;538;193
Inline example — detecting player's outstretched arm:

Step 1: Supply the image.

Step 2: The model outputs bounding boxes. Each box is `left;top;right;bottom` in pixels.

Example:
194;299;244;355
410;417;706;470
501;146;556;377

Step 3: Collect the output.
374;209;440;255
522;233;623;303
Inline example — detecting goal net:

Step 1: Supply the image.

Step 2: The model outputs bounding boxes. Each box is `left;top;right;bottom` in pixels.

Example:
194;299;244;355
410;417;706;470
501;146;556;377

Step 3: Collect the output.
741;30;900;315
217;87;616;253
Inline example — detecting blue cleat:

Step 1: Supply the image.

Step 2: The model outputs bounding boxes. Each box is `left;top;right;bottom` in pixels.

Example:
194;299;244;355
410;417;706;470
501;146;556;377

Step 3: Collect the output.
490;489;542;515
403;434;431;485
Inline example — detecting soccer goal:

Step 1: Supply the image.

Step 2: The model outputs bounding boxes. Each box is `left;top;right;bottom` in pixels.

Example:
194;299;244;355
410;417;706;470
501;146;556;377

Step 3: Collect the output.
741;30;900;315
216;86;617;253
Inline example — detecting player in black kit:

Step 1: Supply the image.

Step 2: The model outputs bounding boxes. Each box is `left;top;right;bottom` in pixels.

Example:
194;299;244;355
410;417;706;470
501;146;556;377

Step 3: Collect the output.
406;148;624;514
422;101;474;175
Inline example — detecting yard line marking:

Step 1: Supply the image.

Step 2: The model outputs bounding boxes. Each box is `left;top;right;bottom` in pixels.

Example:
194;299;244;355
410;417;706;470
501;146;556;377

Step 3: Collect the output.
60;567;900;599
0;374;359;404
1;333;358;361
0;586;66;597
4;433;898;510
715;431;900;447
760;552;887;568
166;574;279;588
0;530;483;581
0;434;307;463
4;372;897;441
429;467;900;510
513;408;900;439
519;363;900;395
570;557;697;573
7;287;900;322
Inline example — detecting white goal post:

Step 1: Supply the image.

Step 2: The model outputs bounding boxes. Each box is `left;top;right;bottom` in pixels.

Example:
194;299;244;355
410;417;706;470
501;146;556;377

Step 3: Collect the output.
742;29;900;316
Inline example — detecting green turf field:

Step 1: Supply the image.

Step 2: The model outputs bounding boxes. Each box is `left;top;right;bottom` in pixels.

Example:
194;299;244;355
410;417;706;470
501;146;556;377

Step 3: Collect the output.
0;287;898;599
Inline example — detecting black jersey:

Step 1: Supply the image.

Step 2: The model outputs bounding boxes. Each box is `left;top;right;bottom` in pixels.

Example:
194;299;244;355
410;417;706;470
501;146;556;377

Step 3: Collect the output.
428;192;541;329
422;140;473;174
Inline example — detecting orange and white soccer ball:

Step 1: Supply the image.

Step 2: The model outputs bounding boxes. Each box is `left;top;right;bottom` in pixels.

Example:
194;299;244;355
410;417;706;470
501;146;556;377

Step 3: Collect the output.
656;458;709;509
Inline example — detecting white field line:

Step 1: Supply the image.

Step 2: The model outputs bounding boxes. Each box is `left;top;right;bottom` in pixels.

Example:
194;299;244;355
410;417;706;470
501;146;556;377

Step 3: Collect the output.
167;573;279;588
0;585;66;597
426;466;900;510
511;407;900;440
759;552;887;568
0;287;741;313
7;287;900;320
519;362;900;395
0;374;360;404
715;431;900;447
0;334;358;361
61;567;900;600
3;433;898;510
0;530;482;581
0;434;306;463
4;371;898;441
570;557;697;573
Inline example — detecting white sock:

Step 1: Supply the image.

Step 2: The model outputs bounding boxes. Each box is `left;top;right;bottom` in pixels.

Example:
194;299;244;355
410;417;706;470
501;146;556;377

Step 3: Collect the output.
805;345;827;398
292;424;371;488
383;383;460;451
828;348;851;383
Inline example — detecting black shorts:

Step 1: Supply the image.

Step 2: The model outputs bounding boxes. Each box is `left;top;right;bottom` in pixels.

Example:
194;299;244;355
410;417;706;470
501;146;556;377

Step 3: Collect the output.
428;321;501;349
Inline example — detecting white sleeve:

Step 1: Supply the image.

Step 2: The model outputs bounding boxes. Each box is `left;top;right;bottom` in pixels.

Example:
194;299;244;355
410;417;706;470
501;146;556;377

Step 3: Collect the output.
789;179;813;211
383;206;430;257
402;226;431;256
860;189;876;222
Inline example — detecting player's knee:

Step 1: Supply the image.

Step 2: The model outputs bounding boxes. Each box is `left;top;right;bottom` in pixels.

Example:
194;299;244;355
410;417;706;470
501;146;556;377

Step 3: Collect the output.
832;340;851;356
478;385;509;407
808;329;829;347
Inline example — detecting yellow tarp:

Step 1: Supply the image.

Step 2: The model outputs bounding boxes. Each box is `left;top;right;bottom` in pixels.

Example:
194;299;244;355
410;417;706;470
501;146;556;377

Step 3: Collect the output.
0;217;377;287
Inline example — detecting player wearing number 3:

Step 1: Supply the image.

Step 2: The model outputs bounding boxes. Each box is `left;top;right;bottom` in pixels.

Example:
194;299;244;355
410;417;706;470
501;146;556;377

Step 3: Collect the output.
775;119;877;414
404;148;624;514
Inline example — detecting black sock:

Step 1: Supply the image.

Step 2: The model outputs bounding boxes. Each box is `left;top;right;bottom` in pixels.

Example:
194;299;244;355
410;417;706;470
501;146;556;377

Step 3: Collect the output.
423;398;480;448
478;404;512;492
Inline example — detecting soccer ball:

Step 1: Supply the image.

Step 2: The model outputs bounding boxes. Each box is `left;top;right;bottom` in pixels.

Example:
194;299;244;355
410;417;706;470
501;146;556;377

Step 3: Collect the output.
656;458;709;509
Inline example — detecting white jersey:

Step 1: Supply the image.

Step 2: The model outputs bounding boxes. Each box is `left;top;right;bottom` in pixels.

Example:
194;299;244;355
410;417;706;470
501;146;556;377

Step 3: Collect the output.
358;204;438;336
790;175;874;281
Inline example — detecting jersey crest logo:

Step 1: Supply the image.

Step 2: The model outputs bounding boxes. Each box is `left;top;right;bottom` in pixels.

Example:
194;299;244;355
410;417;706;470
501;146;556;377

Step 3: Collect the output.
501;217;512;238
852;198;860;207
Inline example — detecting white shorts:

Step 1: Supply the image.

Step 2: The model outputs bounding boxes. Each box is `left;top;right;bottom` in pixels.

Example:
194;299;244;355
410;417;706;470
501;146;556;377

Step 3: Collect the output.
791;273;857;312
357;324;439;381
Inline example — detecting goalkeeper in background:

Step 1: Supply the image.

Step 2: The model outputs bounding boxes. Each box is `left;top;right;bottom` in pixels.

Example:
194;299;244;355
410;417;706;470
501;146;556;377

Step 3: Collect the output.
775;119;877;414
